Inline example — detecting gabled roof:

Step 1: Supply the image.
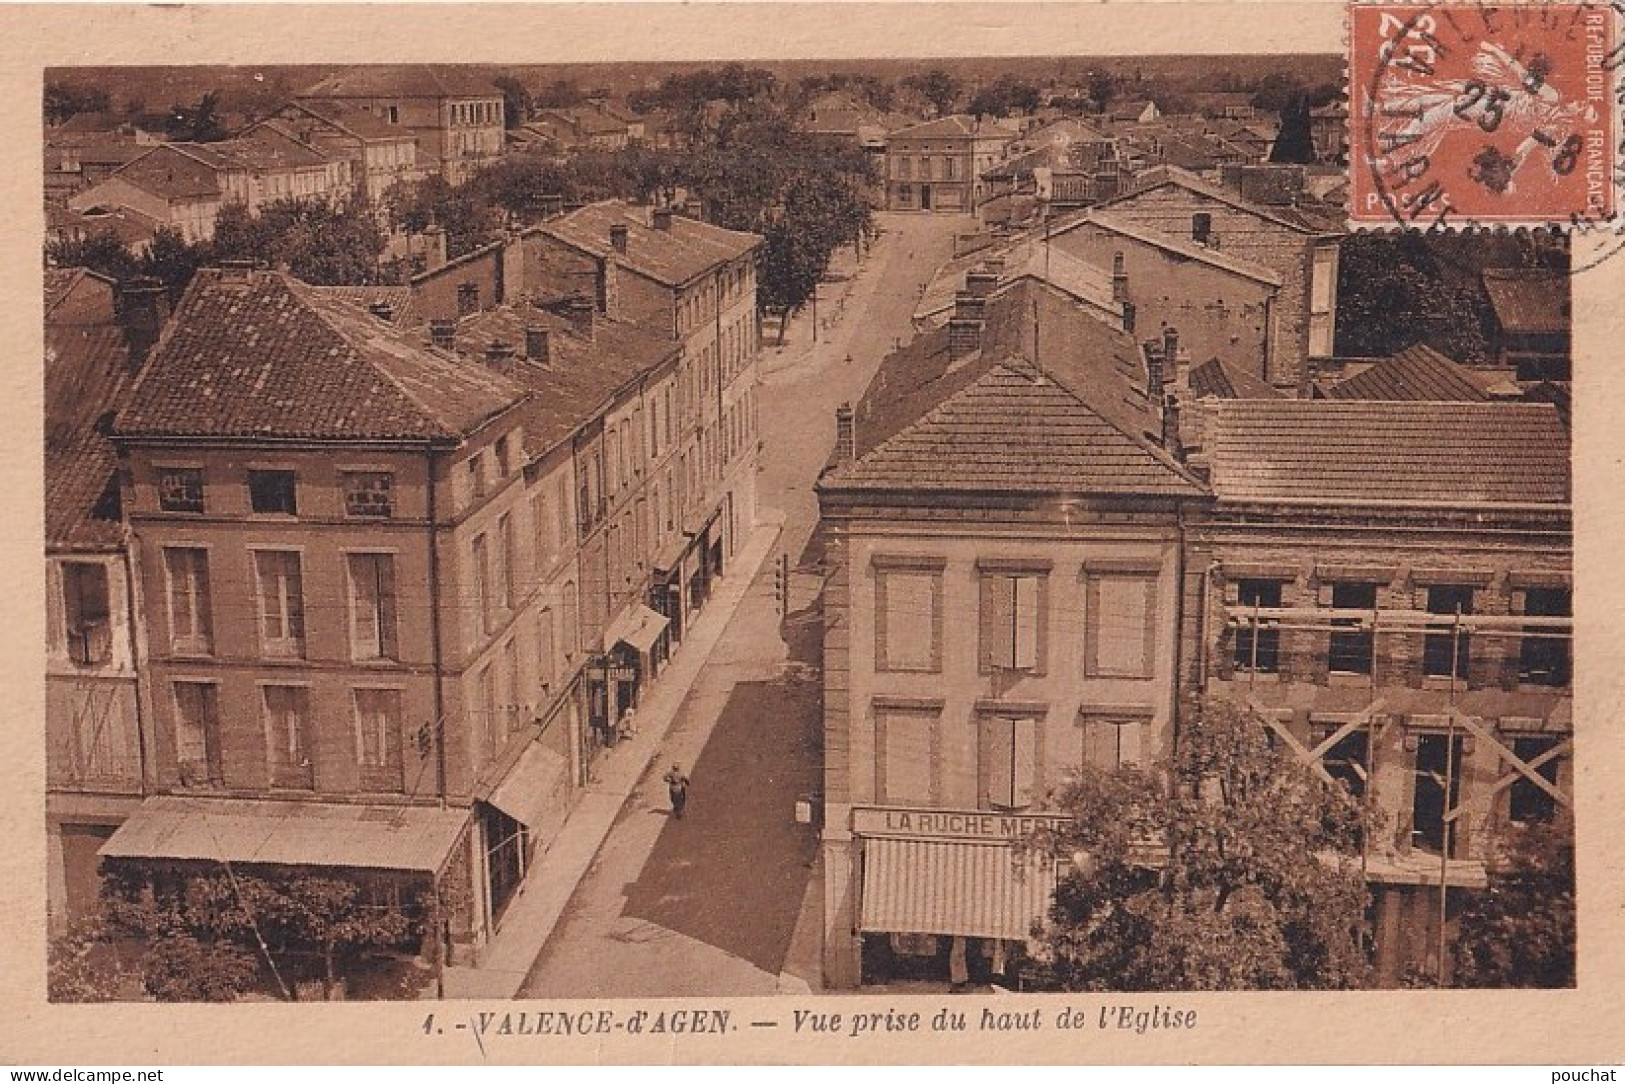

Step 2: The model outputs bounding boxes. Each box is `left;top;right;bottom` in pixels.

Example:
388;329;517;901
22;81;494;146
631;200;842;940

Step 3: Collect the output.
271;99;412;143
1325;344;1491;402
1188;357;1281;400
299;65;501;101
828;279;1201;498
115;268;525;443
1104;163;1337;236
1482;268;1569;336
1054;208;1284;287
304;284;421;329
889;114;982;139
914;232;1118;326
1204;400;1570;505
541;201;761;288
44;267;117;320
46;292;130;547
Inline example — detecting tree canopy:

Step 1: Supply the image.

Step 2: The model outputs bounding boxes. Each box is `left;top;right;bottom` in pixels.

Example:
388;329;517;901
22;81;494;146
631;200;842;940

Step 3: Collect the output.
1025;698;1377;991
1452;814;1576;988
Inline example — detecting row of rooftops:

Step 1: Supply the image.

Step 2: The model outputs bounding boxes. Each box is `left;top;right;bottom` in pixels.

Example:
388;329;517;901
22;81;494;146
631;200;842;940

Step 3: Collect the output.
824;264;1570;510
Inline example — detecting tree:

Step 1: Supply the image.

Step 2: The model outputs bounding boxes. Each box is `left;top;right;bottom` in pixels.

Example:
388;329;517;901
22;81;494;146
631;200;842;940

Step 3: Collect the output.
1452;814;1575;988
1269;91;1316;165
140;226;209;300
492;74;532;130
534;78;586;109
903;68;962;117
166;91;227;143
1025;698;1377;991
1085;69;1116;112
968;76;1042;119
45;229;139;282
44;81;111;126
212;198;388;284
47;916;127;1002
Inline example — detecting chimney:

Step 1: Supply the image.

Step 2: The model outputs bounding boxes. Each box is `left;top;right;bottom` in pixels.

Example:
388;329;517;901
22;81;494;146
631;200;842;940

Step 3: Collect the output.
499;231;525;305
118;277;169;369
1144;337;1165;404
652;207;673;231
965;268;998;298
367;300;395;323
485;339;517;375
566;294;595;340
429;319;457;351
1111;251;1129;302
1161;327;1180;388
1122;299;1137;334
525;326;551;363
609;223;629;254
1162;394;1183;456
834;402;855;465
948;291;985;360
423;225;448;271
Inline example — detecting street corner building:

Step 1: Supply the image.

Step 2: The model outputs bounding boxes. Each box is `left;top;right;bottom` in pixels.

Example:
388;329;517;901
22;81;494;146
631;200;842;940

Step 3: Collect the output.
814;256;1572;989
48;196;766;987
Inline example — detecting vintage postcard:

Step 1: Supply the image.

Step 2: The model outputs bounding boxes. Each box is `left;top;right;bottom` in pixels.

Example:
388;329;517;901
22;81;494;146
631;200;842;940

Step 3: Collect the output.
3;0;1624;1066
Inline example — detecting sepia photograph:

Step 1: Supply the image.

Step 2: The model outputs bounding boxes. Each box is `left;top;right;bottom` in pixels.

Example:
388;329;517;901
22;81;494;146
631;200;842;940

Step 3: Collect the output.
10;0;1625;1066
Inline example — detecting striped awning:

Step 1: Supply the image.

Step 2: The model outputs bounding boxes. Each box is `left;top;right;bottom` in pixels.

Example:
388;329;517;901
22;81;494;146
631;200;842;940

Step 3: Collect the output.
859;838;1058;942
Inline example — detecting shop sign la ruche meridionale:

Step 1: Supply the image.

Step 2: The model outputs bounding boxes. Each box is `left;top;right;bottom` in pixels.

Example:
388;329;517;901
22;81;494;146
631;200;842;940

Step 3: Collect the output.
851;806;1067;841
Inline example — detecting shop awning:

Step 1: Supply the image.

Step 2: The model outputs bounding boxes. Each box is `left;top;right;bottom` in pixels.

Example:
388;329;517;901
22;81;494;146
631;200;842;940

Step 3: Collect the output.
859;838;1058;942
98;796;468;875
603;603;670;654
485;740;569;830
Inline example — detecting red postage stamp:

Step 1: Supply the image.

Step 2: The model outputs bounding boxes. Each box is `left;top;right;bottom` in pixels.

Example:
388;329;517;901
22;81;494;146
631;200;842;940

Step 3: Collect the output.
1350;2;1624;228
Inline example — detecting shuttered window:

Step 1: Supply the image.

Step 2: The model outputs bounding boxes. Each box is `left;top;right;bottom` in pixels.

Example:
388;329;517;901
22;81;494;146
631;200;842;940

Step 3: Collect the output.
980;571;1047;675
983;715;1039;810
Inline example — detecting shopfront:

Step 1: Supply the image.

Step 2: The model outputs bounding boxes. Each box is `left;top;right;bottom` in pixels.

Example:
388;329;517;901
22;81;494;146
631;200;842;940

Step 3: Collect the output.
846;807;1062;988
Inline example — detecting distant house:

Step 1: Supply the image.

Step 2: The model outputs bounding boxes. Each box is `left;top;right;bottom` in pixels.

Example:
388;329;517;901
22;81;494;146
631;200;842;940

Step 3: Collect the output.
885;115;1017;212
1107;99;1160;124
68;128;348;244
298;65;506;185
252;99;426;205
1482;268;1570;381
1318;344;1497;402
530;105;636;152
1310;100;1350;164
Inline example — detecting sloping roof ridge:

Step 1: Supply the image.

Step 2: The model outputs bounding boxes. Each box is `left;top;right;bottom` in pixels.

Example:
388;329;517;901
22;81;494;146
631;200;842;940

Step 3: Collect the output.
1103;164;1330;235
1077;208;1284;286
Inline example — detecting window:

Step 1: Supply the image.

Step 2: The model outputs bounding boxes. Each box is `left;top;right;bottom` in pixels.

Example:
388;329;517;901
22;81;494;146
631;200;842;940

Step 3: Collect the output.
537;607;556;694
164;547;213;655
877;708;936;805
254;550;306;659
158;467;204;513
457;282;479;316
501;637;521;733
1085;572;1156;679
1518;587;1571;686
248;469;298;515
1234;579;1281;673
1423;585;1473;680
472;533;493;636
342;471;394;518
61;561;111;666
979;568;1047;674
1508;736;1562;825
1191;212;1213;244
875;565;942;672
896;156;911;180
1328;582;1377;675
497;513;516;612
477;663;500;762
1081;713;1143;771
263;685;313;790
468;452;487;501
944;156;957;180
495;435;512;479
384;105;399;125
354;687;405;792
983;715;1039;810
172;681;222;787
347;553;398;661
1412;733;1463;855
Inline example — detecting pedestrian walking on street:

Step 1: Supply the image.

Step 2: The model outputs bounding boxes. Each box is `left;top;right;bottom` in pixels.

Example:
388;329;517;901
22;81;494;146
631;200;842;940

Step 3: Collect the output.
664;763;690;819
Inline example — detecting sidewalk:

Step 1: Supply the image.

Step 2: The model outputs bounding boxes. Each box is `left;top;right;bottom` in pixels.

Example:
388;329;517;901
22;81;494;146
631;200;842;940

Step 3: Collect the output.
436;514;785;1000
760;229;893;379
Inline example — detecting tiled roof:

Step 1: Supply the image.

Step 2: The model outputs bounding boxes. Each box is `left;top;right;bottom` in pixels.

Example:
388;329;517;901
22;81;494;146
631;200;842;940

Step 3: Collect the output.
827;358;1201;496
447;303;679;455
914;231;1118;326
1325;344;1491;402
206;129;331;172
1482;268;1569;336
541;201;761;287
46;312;130;547
300;65;502;101
1061;208;1284;286
304;285;421;329
888;114;980;139
1188;357;1281;400
115;269;524;443
110;146;222;199
51;205;163;249
1204;400;1570;505
279;99;411;142
1106;163;1336;236
829;280;1199;497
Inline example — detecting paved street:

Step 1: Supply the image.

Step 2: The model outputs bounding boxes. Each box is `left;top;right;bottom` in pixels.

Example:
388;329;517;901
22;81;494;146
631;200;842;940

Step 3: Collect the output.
518;212;969;997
